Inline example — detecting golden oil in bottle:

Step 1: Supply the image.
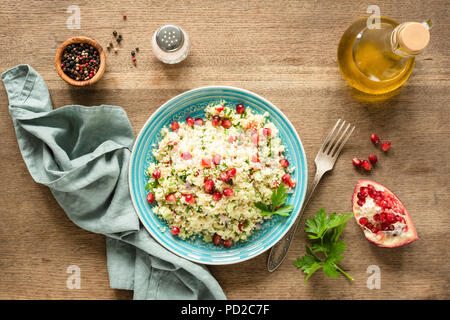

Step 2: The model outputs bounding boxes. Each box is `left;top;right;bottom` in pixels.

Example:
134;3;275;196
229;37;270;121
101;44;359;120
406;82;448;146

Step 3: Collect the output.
337;17;431;95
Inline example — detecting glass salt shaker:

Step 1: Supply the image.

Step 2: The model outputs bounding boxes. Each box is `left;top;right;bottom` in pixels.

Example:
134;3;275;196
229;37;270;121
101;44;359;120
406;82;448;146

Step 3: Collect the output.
151;25;190;64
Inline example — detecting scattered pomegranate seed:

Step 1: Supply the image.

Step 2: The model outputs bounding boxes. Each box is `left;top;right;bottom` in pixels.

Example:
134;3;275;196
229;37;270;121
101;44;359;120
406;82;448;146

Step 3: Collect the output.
281;174;296;188
184;194;195;204
170;226;180;235
146;193;155;204
201;158;212;167
216;105;224;113
280;159;289;168
213;192;222;201
213;234;222;245
221;119;232;129
194;118;204;126
170;121;179;131
362;160;371;171
236;104;245;114
152;169;161;179
223;188;234;197
181;152;192;160
165;194;176;202
219;172;230;182
123;13;127;20
371;134;380;145
352;157;362;167
227;168;237;177
368;154;378;164
212;154;221;165
263;128;271;136
211;116;221;127
186;117;194;127
222;238;232;248
204;179;214;194
381;141;391;152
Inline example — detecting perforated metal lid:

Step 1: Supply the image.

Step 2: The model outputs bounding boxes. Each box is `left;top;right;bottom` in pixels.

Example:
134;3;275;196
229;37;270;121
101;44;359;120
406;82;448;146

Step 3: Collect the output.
155;25;184;52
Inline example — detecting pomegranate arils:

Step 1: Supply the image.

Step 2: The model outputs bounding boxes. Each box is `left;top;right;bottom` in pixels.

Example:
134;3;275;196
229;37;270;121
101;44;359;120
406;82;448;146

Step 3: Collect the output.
165;194;176;202
212;154;221;165
211;116;221;127
352;157;362;167
371;134;380;145
170;121;179;131
170;226;180;235
368;154;378;164
280;159;289;168
213;192;222;201
263;128;271;136
362;160;371;171
213;234;222;245
184;194;195;204
146;192;155;204
359;217;368;226
236;104;245;114
223;188;234;197
194;118;205;126
204;179;214;194
222;238;232;248
221;119;232;129
219;172;230;182
201;158;211;167
227;167;237;177
381;141;391;152
152;169;161;179
181;152;192;160
186;117;194;127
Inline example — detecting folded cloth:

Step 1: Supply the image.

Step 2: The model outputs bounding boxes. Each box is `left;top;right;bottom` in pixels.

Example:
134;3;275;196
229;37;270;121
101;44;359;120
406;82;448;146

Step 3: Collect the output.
2;64;226;300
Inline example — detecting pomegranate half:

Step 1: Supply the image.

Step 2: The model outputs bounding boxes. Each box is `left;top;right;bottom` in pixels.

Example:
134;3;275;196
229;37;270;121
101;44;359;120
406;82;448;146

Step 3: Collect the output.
352;180;418;248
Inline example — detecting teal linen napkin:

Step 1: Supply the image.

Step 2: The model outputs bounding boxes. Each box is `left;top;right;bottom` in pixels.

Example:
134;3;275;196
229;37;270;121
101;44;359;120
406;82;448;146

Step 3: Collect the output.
2;64;226;300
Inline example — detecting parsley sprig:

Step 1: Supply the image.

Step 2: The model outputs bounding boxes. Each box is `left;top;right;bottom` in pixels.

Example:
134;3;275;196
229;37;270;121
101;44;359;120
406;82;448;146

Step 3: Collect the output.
294;208;354;282
254;184;293;216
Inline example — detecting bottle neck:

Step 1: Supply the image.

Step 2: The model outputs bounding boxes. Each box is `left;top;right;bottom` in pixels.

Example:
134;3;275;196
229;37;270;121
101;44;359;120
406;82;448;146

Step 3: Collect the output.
390;22;430;58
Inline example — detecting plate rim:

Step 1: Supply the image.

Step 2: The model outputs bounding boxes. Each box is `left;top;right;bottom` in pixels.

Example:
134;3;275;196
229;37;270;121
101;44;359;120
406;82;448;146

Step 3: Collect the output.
128;85;308;265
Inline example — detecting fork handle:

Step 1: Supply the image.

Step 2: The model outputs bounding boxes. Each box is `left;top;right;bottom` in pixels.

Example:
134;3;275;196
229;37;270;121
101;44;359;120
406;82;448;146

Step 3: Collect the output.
267;169;325;272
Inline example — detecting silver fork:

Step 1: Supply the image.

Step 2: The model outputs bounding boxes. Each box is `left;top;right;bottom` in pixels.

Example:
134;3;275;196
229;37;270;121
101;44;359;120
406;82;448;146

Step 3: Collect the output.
267;119;355;272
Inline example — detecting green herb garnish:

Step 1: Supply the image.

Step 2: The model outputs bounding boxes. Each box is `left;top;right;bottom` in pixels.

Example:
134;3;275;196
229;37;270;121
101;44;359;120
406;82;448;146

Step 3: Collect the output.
254;184;293;216
294;208;353;283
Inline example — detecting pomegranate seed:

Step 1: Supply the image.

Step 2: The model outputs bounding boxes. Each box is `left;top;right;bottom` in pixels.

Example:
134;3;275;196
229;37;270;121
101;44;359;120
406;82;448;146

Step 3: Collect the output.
186;117;194;127
194;118;204;126
381;200;391;209
359;217;368;226
212;192;222;201
352;157;362;167
184;194;195;204
167;141;177;146
280;159;289;168
212;116;221;127
219;172;230;182
181;152;192;160
386;212;395;223
123;13;127;20
251;155;259;163
371;227;378;234
381;141;391;152
362;160;371;171
146;193;155;204
216;105;224;113
221;119;232;129
201;158;211;167
204;179;214;194
152;169;161;179
357;199;365;206
371;134;380;145
380;213;387;222
368;154;378;164
236;104;245;114
222;239;232;248
170;226;180;235
366;222;374;230
227;168;237;177
213;234;222;245
228;136;236;143
170;121;179;131
223;188;234;197
165;194;176;202
281;174;296;188
357;192;367;200
212;154;221;165
373;214;380;221
360;187;369;196
263;128;271;136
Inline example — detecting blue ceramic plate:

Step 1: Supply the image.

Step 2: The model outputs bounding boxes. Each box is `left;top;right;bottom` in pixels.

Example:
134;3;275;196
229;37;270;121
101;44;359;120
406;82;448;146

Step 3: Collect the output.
129;86;307;265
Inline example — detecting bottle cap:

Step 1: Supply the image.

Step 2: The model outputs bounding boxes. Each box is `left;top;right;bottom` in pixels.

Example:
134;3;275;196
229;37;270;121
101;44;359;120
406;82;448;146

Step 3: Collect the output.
155;25;184;52
397;22;430;54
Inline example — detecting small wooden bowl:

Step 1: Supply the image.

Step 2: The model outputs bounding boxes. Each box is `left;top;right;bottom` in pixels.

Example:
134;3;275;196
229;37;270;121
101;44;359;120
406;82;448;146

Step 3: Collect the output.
55;36;106;86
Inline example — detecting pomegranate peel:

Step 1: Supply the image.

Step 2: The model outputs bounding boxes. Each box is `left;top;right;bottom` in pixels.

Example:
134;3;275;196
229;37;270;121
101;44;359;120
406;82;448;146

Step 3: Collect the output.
352;179;418;248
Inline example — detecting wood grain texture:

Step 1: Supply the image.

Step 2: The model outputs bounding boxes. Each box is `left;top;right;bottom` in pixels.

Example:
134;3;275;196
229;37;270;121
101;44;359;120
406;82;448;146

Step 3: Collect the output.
0;0;448;300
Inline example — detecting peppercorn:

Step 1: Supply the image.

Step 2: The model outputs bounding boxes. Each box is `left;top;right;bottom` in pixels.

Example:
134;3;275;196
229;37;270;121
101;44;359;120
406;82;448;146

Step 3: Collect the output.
113;31;117;37
123;13;127;20
60;43;100;81
131;50;135;56
117;35;122;43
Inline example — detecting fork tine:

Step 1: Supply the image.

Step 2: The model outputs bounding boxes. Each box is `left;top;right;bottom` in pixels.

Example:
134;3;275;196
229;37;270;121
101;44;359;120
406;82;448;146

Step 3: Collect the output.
330;122;351;156
332;125;355;159
324;120;346;154
319;119;341;154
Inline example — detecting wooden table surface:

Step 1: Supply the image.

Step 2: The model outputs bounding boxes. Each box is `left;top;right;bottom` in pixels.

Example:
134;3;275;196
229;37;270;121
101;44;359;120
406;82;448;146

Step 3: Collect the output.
0;0;448;300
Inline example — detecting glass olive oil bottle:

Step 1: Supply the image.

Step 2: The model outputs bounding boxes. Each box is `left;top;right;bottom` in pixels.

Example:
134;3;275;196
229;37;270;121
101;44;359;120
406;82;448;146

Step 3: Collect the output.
338;17;431;94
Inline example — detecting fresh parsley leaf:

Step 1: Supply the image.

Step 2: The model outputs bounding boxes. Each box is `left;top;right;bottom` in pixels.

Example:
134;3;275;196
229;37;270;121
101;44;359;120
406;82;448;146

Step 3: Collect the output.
254;185;293;216
294;208;353;282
